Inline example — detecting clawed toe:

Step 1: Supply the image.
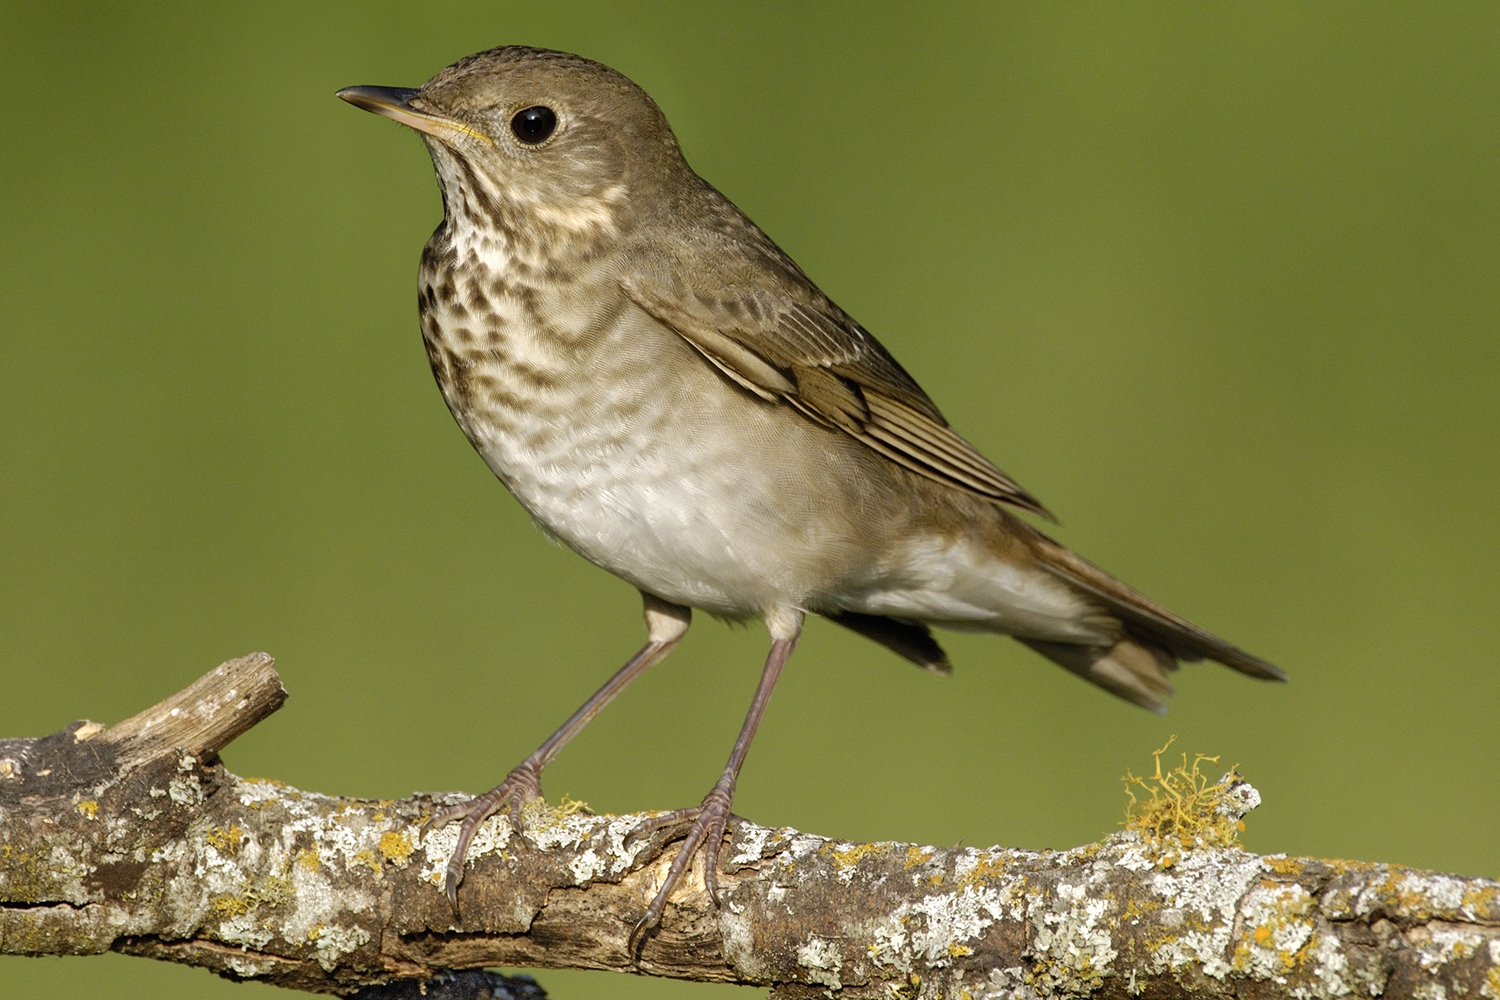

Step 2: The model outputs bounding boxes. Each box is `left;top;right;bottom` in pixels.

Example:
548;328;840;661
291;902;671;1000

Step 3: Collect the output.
432;768;539;829
625;805;702;844
627;792;736;954
432;767;544;914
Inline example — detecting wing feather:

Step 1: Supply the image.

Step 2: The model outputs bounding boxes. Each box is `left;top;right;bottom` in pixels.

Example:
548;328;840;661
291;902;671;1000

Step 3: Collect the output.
861;393;1039;504
620;190;1053;520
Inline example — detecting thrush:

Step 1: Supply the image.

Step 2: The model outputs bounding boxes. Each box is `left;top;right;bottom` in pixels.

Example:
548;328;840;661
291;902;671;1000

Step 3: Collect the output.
337;46;1283;947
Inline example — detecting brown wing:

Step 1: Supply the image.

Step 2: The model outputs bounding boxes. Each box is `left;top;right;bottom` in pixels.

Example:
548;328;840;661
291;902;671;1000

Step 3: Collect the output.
622;259;1054;520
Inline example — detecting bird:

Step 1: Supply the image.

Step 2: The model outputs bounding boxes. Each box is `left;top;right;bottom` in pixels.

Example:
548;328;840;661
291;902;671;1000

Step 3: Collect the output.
337;45;1283;948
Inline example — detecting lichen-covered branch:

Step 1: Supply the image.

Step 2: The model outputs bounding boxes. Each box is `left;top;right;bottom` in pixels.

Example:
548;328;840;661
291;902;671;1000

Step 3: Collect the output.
3;657;1498;998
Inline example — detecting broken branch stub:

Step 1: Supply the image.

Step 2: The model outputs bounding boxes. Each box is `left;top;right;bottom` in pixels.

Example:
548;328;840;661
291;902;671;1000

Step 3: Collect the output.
2;655;1499;998
0;652;284;801
102;651;287;770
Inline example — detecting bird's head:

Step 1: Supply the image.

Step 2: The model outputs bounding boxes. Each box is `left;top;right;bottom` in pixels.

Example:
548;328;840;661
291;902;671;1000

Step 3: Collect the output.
339;47;689;246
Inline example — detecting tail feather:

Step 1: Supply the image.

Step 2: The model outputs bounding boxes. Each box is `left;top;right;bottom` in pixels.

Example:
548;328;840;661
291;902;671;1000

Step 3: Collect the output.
1020;636;1177;713
1024;530;1286;683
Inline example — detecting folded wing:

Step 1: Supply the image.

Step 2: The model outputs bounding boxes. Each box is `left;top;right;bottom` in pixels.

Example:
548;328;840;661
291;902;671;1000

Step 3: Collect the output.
623;234;1053;520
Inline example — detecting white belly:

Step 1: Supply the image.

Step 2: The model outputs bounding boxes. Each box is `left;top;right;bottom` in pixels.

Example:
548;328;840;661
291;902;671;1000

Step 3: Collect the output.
478;409;793;615
468;387;1102;643
428;288;1106;643
438;303;840;616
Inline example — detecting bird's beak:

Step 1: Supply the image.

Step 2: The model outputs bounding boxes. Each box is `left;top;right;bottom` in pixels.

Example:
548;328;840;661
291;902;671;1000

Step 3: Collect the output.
336;85;493;146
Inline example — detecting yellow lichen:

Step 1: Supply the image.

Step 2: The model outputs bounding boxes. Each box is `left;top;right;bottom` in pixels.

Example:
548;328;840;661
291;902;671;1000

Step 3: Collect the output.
1027;951;1107;997
378;831;414;866
1464;883;1500;918
1230;883;1317;977
956;852;1017;888
260;873;294;907
211;870;295;921
1122;737;1243;851
515;795;594;838
1118;895;1161;924
211;893;253;918
555;795;591;816
295;848;320;872
352;849;382;874
827;842;886;870
242;777;286;788
76;800;98;820
0;845;49;904
204;824;244;856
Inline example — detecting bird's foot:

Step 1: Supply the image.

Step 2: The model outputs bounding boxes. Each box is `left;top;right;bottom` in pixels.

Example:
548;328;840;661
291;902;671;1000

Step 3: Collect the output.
627;783;737;955
430;762;544;914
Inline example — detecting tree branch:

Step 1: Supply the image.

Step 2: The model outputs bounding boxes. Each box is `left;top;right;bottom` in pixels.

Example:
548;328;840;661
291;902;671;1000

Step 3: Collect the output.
3;656;1497;998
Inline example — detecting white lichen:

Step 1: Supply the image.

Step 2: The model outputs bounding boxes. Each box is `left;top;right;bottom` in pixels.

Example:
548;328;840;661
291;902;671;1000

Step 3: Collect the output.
718;905;769;979
797;934;844;989
311;922;371;972
418;809;658;887
1030;880;1117;986
1414;925;1485;971
1233;882;1314;980
235;779;283;806
192;776;408;957
728;824;777;867
868;913;913;976
217;913;274;950
419;815;513;886
1144;848;1263;979
223;953;278;978
1288;931;1351;999
570;847;609;883
978;965;1032;1000
168;755;205;806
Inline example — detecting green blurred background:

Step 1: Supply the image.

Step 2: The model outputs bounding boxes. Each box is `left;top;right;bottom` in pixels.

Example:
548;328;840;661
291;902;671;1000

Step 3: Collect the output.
2;2;1496;997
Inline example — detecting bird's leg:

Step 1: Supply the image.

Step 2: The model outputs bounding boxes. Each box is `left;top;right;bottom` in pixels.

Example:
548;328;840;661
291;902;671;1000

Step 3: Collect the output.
434;593;690;913
629;609;803;953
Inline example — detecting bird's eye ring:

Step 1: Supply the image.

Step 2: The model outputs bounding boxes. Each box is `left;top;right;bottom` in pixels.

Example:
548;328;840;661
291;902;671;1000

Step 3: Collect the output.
510;106;558;144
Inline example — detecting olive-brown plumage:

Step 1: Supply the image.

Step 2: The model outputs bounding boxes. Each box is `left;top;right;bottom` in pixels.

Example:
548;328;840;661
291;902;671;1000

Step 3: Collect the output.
338;45;1283;947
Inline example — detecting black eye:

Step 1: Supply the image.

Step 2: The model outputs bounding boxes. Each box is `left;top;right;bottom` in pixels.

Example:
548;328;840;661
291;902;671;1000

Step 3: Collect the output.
510;106;557;144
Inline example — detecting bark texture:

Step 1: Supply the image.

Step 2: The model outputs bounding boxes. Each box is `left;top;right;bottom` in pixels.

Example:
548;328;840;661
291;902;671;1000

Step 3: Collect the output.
2;655;1497;998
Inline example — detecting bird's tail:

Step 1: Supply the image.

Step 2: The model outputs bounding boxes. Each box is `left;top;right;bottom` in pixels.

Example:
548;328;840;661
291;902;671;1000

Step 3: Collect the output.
1017;635;1178;713
1017;523;1285;712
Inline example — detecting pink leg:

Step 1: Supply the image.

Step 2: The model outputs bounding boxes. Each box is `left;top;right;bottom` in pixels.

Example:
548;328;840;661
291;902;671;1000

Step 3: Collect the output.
628;617;802;953
435;594;689;913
